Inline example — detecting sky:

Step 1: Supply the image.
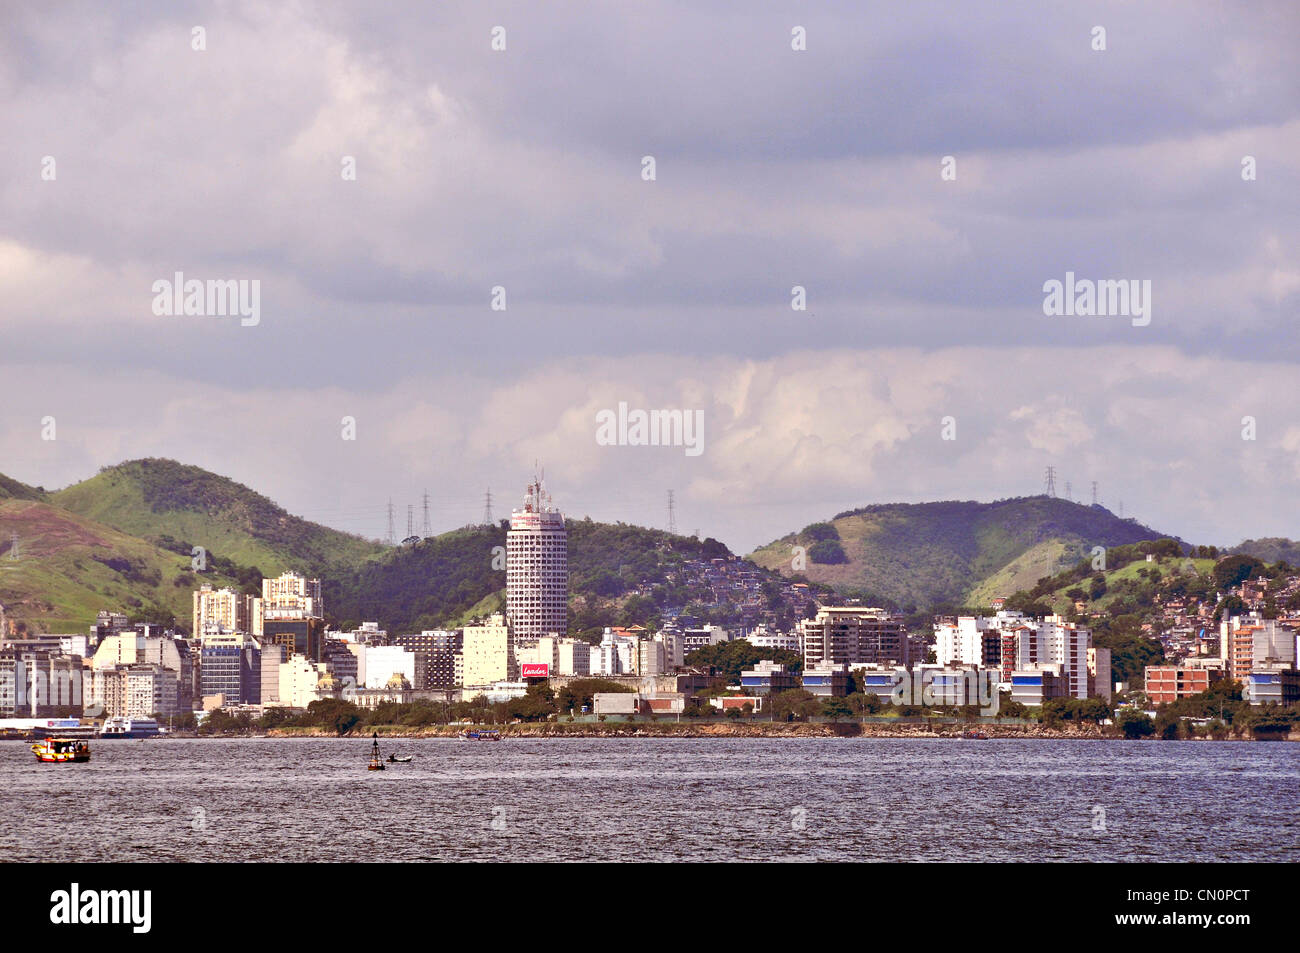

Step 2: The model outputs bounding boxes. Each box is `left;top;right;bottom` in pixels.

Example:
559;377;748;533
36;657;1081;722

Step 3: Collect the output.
1;0;1298;553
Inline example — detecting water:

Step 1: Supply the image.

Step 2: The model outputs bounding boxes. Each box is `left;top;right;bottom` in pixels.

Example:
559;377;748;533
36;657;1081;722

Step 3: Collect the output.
3;738;1296;862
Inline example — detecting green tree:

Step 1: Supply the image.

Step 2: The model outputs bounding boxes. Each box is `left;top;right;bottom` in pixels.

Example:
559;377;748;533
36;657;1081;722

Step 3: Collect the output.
1116;709;1154;739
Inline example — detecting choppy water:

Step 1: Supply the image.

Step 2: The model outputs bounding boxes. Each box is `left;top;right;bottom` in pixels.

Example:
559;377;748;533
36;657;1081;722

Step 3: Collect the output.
2;738;1296;862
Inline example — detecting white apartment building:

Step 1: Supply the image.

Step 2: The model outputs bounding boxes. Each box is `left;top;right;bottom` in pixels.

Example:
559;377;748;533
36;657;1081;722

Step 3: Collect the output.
279;654;324;709
506;477;567;649
253;571;323;634
192;584;250;637
747;626;801;655
525;635;591;677
363;645;417;690
595;627;639;676
933;611;1026;667
461;613;514;686
1013;617;1091;700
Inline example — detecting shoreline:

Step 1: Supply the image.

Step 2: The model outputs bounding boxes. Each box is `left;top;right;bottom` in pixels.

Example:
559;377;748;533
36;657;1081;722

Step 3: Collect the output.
242;722;1298;740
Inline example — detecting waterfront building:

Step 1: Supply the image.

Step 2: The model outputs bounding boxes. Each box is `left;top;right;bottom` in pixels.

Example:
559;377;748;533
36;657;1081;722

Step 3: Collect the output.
800;607;908;669
801;664;849;697
91;631;192;712
390;631;462;689
932;614;1013;668
199;632;261;706
0;650;84;717
278;653;325;709
1220;614;1296;683
1244;669;1300;706
1144;662;1225;704
363;645;421;690
1010;617;1091;700
1088;646;1113;702
92;664;178;719
506;476;567;650
1008;666;1069;707
461;613;514;686
739;660;799;695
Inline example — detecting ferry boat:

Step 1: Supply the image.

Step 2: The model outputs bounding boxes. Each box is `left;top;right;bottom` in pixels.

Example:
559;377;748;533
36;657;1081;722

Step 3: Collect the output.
98;717;161;740
459;729;502;742
32;738;92;763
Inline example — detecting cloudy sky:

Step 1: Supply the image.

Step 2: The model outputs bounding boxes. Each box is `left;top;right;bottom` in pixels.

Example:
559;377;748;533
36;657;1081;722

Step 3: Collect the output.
2;1;1298;552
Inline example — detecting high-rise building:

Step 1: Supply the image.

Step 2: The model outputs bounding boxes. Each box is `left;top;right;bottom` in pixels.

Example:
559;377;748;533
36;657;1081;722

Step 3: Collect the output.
199;633;261;707
253;571;323;635
506;477;567;649
1220;613;1296;683
1011;617;1091;700
800;607;909;669
193;584;253;637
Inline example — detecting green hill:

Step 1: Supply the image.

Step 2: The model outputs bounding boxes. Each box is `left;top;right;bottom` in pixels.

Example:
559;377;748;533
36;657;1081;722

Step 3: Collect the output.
1230;538;1300;566
326;517;739;635
52;458;383;576
0;473;47;501
749;496;1176;611
0;498;247;633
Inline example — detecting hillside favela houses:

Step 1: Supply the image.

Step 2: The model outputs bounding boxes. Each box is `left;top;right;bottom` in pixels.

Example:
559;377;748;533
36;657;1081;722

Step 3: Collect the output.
2;481;1300;736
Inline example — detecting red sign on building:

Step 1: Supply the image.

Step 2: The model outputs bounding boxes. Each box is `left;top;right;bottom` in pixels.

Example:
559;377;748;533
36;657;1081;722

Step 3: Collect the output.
521;663;550;678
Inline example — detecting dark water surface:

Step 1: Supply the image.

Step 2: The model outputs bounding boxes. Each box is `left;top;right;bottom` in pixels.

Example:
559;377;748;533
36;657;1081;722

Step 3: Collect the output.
3;738;1296;862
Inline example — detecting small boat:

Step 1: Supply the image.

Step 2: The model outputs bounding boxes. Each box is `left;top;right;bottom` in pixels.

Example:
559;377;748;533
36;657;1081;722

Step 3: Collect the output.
459;730;502;742
960;730;989;740
32;738;91;763
367;733;385;771
387;754;413;763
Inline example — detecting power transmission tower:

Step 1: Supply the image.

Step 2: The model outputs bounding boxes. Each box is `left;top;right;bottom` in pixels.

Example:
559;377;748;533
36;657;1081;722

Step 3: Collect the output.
1118;500;1125;519
1044;466;1057;498
386;500;395;546
1091;481;1098;506
667;490;677;535
482;488;494;525
422;489;431;537
406;504;415;538
1064;481;1073;502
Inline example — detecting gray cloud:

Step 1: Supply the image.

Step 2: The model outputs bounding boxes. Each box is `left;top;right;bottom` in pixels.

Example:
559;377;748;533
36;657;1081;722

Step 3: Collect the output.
1;1;1298;553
